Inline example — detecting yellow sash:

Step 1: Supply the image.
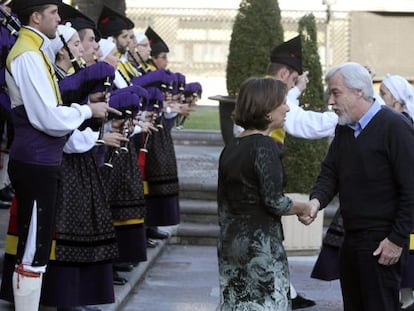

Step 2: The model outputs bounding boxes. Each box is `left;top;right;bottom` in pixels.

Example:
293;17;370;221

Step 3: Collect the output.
7;27;62;105
117;60;139;83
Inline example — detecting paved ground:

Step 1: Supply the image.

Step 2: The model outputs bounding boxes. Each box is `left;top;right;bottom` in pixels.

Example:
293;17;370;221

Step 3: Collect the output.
120;245;343;311
120;245;220;311
120;141;344;310
0;138;345;310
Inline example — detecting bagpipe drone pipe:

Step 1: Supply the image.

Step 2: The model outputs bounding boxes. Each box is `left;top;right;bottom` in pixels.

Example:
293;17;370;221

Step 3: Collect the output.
103;85;149;168
0;5;21;37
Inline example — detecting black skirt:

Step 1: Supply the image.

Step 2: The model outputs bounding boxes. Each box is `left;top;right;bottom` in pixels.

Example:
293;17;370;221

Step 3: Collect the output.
41;262;114;307
145;120;179;197
54;152;118;263
101;140;146;221
144;121;180;226
101;139;147;263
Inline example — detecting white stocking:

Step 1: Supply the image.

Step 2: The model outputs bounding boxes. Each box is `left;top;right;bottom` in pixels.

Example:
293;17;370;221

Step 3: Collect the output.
12;270;43;311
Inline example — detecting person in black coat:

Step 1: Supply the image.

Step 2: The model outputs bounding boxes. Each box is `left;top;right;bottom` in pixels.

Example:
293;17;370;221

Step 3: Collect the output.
309;62;414;311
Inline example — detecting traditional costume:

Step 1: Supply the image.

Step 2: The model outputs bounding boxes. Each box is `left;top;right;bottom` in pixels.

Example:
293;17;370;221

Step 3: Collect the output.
41;38;119;307
1;1;97;309
95;32;148;280
133;71;181;228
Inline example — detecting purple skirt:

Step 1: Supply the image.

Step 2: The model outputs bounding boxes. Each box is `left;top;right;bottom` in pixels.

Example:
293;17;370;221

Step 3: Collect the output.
0;255;115;307
41;262;114;307
115;223;147;263
311;244;340;281
401;253;414;287
145;195;180;227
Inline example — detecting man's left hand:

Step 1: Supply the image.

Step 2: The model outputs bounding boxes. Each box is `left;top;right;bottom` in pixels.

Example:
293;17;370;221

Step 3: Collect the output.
373;238;402;266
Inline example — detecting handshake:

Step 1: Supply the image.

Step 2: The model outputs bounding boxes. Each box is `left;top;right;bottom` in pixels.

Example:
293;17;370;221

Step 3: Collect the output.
295;198;320;226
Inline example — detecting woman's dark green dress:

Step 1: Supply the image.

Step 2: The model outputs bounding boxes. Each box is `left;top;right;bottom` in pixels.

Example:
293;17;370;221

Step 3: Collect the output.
217;134;293;311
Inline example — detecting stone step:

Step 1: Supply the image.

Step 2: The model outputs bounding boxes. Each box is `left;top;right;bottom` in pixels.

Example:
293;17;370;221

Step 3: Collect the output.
173;222;219;246
179;178;217;201
176;196;338;245
174;139;339;247
178;194;338;226
180;199;218;224
179;197;336;224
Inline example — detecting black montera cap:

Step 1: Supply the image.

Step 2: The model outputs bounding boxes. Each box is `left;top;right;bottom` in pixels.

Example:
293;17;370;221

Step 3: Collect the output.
59;3;101;41
98;5;134;38
145;26;169;56
270;35;303;74
11;0;61;14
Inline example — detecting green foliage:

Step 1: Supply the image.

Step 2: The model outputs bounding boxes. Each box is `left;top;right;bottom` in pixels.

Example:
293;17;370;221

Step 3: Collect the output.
226;7;329;193
283;14;329;194
183;107;220;130
226;0;284;96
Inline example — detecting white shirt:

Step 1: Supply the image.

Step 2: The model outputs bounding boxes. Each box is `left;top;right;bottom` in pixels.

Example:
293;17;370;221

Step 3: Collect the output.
63;128;99;154
114;69;129;89
284;87;337;139
6;26;92;137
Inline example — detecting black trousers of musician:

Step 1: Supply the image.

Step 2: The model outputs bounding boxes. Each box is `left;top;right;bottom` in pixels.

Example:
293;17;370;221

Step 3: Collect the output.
339;230;407;311
8;160;61;267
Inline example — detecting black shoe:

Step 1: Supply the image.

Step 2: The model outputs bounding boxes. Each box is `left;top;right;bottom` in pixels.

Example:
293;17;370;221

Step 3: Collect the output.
113;262;134;272
112;271;128;286
0;201;11;209
0;184;14;202
292;294;316;309
147;238;159;248
147;227;169;240
131;261;140;267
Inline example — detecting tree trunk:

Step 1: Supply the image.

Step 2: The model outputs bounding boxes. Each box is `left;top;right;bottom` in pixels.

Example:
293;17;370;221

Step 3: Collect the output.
70;0;126;23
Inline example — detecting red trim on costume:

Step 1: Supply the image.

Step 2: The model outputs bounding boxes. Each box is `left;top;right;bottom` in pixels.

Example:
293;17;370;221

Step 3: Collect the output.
15;264;41;289
138;133;147;180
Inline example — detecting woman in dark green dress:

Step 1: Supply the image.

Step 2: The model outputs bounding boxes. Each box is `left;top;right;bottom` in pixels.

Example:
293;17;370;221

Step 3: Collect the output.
217;77;315;311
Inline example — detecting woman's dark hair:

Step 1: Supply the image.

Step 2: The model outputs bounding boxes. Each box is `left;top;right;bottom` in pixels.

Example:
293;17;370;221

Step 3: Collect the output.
233;77;287;130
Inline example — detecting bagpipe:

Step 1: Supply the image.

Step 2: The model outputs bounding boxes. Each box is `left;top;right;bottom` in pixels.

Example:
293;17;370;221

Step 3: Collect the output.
103;85;149;168
58;62;116;140
96;75;112;145
131;68;202;130
137;87;164;179
172;72;186;129
127;47;151;75
59;61;116;106
131;68;174;92
131;68;177;129
177;81;202;129
0;5;21;37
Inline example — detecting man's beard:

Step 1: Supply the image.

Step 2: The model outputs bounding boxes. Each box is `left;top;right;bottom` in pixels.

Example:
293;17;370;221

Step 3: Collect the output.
337;112;353;125
118;45;127;54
